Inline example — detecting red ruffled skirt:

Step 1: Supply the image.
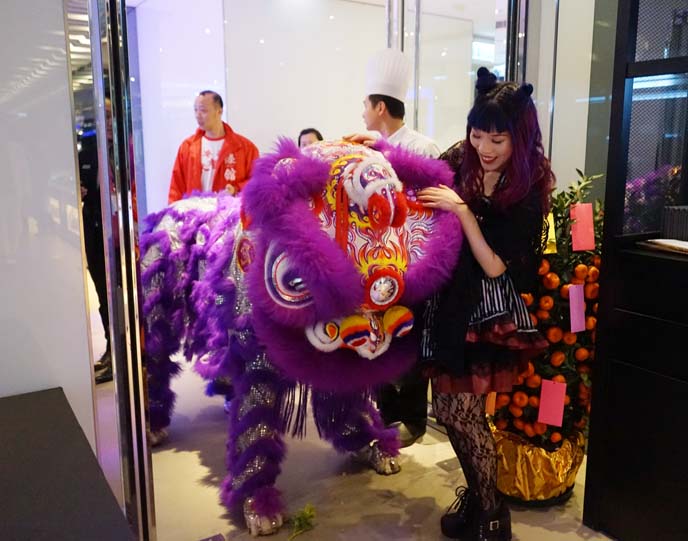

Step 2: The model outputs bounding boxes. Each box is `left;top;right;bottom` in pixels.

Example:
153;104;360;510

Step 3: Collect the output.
433;274;548;395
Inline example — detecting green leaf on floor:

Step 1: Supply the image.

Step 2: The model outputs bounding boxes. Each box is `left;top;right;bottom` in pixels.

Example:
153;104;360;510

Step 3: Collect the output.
288;504;316;540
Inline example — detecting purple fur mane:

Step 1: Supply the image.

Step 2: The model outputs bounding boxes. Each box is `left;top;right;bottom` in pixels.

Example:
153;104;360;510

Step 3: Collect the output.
240;139;462;391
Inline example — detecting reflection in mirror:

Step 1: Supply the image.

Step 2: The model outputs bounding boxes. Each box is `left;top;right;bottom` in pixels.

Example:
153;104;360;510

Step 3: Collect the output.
64;0;124;507
89;0;155;537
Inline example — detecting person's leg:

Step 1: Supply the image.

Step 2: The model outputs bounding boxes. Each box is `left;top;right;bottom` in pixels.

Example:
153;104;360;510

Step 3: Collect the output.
83;219;111;374
221;353;286;536
376;381;402;426
396;363;429;437
433;391;511;540
313;390;401;475
377;362;428;447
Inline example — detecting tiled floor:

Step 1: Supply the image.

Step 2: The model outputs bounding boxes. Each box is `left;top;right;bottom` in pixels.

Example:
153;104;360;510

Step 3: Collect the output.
146;363;614;541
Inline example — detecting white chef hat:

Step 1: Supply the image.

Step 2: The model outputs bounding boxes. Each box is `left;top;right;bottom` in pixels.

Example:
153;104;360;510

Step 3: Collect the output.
365;48;411;103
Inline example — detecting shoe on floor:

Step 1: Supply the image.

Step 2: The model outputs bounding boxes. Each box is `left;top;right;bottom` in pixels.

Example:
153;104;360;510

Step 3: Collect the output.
94;348;111;372
441;486;477;538
95;364;113;384
390;421;425;448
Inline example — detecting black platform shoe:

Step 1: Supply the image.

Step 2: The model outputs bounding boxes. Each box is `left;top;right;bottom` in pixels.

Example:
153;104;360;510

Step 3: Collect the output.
440;486;477;538
473;500;512;541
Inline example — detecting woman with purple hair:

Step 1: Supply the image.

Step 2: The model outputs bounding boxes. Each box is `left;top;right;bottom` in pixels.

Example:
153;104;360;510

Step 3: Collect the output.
418;68;554;540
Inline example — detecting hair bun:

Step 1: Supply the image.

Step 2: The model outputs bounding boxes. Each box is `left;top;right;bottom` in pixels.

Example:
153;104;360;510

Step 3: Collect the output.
520;83;534;97
513;82;534;108
476;67;498;94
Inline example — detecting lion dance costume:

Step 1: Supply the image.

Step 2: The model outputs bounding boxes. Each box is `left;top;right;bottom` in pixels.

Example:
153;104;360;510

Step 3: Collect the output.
140;140;462;535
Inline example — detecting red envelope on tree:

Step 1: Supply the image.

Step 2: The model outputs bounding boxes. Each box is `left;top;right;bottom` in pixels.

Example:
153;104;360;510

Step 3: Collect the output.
571;203;595;251
537;379;567;427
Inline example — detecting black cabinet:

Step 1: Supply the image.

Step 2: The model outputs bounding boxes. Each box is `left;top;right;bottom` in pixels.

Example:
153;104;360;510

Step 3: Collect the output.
583;2;688;540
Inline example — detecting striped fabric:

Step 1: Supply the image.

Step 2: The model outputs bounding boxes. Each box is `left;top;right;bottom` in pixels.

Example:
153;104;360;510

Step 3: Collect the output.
469;273;533;330
420;294;439;361
420;272;535;361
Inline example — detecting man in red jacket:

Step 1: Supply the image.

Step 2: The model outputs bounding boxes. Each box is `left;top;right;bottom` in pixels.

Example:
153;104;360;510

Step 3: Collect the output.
168;90;259;203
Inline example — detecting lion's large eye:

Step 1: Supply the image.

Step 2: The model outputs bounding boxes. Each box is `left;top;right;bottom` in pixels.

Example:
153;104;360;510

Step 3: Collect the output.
265;244;313;308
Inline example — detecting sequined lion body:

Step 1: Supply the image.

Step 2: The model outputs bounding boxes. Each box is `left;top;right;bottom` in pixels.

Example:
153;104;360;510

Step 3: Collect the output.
140;139;461;533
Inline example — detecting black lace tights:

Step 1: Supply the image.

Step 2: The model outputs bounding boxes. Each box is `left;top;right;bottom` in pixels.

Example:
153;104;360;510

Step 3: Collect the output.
432;390;498;512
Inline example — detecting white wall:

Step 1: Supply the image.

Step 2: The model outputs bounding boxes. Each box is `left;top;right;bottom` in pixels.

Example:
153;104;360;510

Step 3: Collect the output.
0;0;96;448
526;0;597;187
223;0;387;153
526;0;558;157
134;0;227;215
549;0;596;187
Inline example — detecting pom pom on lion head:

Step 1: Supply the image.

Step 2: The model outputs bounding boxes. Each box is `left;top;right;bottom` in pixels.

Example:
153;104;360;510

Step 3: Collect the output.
239;138;462;391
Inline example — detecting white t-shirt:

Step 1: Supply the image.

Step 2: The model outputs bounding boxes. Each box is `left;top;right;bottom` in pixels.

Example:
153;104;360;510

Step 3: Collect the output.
387;124;441;158
200;135;225;192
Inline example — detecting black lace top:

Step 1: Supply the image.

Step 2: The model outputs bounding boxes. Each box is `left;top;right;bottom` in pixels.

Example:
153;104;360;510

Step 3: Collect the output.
421;141;548;374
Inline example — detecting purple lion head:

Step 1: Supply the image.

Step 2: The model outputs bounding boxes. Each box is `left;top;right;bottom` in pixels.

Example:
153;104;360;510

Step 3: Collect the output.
236;139;462;391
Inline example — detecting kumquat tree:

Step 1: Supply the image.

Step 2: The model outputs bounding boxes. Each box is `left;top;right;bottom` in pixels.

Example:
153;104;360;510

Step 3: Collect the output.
492;170;604;504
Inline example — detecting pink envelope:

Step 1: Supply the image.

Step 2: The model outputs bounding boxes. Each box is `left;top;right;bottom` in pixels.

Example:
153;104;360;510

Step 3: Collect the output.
537;379;567;427
571;203;595;251
569;284;586;333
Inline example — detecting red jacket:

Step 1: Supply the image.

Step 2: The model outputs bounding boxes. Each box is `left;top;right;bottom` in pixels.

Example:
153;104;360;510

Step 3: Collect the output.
168;122;259;203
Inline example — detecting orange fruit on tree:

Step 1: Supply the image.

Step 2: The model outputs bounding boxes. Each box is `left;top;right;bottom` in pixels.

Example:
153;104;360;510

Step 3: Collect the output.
521;292;534;306
564;395;571;405
563;332;578;345
495;418;508;431
515;374;525;385
585;282;600;299
509;404;524;418
575;347;591;362
550;350;566;367
560;284;570;299
592;255;602;268
550;432;562;443
512;391;529;408
574;264;589;280
552;374;567;384
529;313;538;326
539;295;554;311
593;302;599;314
586;266;600;282
513;418;525;430
496;393;511;408
525;361;535;377
538;259;550;276
543;272;560;290
528;395;540;408
577;364;591;375
536;309;551;321
534;422;548;435
523;423;536;438
585;316;597;330
546;326;563;343
526;374;542;388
